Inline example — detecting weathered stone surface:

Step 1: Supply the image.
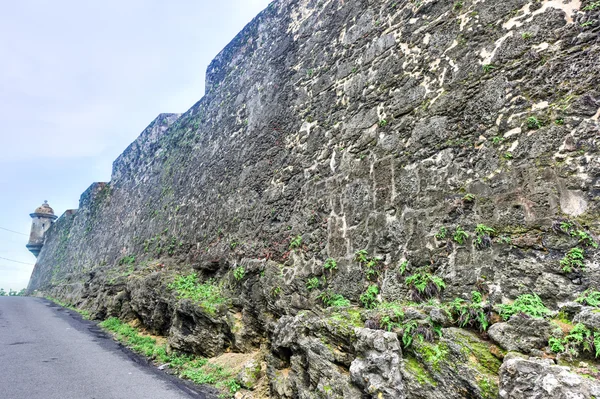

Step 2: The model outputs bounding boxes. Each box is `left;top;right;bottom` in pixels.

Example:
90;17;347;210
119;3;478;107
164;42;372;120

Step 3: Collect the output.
488;316;553;354
26;0;600;397
574;307;600;330
350;328;405;399
499;355;600;399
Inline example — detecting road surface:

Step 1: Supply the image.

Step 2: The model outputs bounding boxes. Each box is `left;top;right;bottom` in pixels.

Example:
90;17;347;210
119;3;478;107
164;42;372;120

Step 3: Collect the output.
0;297;207;399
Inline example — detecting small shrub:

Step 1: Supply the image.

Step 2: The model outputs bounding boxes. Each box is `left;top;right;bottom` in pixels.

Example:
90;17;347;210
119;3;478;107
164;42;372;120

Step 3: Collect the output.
527;116;541;130
355;249;369;263
360;285;379;309
556;323;600;357
453;226;469;245
118;255;136;266
319;291;351;307
400;320;440;348
475;224;495;249
575;289;600;307
572;230;598;248
453;1;463;11
492;136;504;145
559;220;573;233
521;32;532;39
482;64;496;73
306;277;320;290
405;272;446;302
323;258;338;271
548;337;566;353
560;247;585;273
435;226;448;240
378;302;405;332
584;1;600;10
289;235;303;250
355;250;381;280
233;266;245;281
448;291;491;331
504;152;513;159
379;119;389;127
498;293;549;320
399;260;408;275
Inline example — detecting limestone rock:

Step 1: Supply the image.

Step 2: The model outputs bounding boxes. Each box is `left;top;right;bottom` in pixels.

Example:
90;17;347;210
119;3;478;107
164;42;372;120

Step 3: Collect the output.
488;315;553;354
349;328;405;399
499;355;600;399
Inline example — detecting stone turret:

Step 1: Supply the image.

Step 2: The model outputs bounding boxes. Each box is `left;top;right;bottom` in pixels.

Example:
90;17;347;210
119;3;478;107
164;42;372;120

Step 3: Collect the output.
26;201;58;257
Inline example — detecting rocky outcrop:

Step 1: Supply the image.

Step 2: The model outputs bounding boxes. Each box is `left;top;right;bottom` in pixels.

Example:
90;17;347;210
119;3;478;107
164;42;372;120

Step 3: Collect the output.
28;0;600;397
488;316;553;354
499;355;600;398
350;328;405;398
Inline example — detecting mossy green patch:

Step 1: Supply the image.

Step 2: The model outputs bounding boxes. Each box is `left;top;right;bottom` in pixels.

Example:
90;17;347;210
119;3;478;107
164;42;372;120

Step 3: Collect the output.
477;375;498;399
451;329;502;375
414;342;449;371
404;355;437;386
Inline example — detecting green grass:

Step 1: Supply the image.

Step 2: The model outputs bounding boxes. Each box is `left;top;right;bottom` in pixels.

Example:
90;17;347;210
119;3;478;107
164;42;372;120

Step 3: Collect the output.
168;274;226;315
99;317;240;396
46;296;91;320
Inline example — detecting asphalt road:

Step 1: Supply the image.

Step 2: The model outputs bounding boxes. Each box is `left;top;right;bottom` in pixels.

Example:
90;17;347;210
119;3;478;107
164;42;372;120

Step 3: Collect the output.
0;297;207;399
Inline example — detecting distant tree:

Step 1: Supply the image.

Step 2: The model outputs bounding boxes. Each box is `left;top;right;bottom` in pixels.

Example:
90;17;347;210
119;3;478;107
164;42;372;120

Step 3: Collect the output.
8;289;18;296
17;289;26;296
0;288;6;296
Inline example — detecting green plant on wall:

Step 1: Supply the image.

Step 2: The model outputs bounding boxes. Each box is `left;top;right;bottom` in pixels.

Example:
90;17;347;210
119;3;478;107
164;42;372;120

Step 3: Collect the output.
359;285;379;309
318;290;350;307
306;277;320;290
453;226;469;245
560;247;585;273
233;266;245;281
405;271;446;302
498;293;549;320
474;224;495;249
323;258;338;272
289;235;303;250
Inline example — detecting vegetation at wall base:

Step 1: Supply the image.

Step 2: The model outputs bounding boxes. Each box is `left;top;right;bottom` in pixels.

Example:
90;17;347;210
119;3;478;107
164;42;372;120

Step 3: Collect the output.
100;317;240;397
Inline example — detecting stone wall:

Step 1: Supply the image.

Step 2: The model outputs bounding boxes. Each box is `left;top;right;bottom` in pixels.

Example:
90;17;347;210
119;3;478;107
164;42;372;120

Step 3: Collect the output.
28;0;600;397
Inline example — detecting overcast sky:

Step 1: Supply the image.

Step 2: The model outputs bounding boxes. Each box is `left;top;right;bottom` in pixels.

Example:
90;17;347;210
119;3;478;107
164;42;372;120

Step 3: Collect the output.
0;0;272;291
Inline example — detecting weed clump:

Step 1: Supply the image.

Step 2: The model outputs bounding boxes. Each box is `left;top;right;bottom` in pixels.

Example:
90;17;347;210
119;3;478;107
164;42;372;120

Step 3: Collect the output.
575;289;600;307
449;291;491;331
497;293;549;320
100;317;240;396
360;285;379;309
560;247;585;273
405;272;446;302
168;273;226;315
